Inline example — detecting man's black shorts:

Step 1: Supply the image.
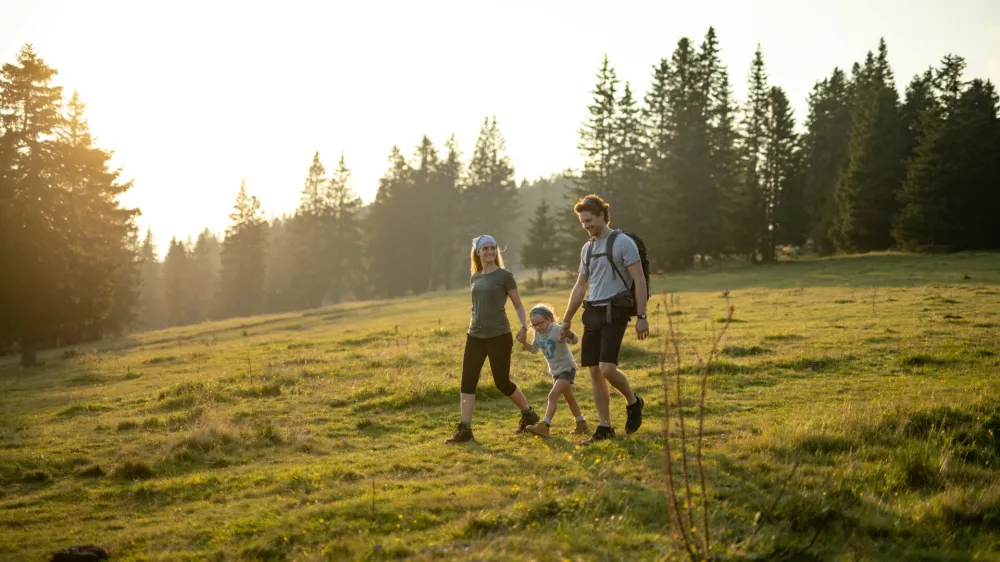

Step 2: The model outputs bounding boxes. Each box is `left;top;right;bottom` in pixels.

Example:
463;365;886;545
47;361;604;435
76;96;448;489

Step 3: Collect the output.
580;302;630;367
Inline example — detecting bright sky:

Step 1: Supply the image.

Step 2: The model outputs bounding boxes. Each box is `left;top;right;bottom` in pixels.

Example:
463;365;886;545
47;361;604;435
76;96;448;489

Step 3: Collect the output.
3;0;998;254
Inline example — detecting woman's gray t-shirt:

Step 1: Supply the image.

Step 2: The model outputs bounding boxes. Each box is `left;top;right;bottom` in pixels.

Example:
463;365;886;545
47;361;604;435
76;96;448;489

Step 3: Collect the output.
468;268;517;338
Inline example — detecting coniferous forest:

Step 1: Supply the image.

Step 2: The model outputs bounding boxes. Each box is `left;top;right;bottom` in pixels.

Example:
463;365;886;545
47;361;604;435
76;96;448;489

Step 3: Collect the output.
2;30;999;365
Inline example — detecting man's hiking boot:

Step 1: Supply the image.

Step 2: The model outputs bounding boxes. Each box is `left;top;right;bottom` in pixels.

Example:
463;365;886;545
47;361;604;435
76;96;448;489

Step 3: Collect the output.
571;420;590;435
525;422;550;438
445;422;474;444
516;408;541;434
582;425;615;444
625;394;644;435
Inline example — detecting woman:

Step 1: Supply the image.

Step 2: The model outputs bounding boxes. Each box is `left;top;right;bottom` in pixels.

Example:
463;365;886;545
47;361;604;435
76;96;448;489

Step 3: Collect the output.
446;235;539;443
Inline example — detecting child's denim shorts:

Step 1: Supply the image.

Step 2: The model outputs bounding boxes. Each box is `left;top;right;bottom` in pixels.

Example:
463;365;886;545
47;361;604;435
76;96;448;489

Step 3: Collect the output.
553;367;577;384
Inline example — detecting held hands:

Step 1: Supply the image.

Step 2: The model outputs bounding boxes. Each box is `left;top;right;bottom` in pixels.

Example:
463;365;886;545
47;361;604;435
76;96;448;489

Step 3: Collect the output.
515;326;528;345
559;321;571;339
635;318;650;341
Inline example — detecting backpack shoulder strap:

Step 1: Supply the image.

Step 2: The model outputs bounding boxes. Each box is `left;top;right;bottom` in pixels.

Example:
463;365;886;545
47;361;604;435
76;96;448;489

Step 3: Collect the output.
584;238;596;274
605;230;628;287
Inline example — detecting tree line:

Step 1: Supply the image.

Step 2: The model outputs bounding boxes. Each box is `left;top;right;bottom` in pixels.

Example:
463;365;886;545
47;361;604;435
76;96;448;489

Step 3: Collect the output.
2;31;998;364
532;30;999;276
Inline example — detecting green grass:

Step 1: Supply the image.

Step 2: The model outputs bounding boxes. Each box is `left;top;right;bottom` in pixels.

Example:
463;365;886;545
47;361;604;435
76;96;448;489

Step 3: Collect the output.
1;252;999;560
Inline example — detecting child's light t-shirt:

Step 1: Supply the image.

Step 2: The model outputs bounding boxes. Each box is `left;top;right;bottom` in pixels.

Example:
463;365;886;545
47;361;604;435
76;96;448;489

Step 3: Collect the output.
530;323;579;375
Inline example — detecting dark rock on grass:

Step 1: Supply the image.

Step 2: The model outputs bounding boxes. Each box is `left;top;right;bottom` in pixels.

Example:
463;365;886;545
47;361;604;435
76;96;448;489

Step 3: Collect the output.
51;545;109;561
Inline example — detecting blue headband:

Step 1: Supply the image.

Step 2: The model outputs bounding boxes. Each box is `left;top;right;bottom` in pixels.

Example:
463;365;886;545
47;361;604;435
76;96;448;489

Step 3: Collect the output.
530;307;554;319
473;235;497;252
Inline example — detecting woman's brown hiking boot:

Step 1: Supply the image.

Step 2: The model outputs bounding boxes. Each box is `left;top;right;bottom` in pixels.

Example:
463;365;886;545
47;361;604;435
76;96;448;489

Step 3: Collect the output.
571;420;590;435
516;408;541;434
445;422;474;443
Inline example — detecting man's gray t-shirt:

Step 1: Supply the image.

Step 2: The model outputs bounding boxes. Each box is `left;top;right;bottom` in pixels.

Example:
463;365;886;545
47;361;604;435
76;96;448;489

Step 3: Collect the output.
468;268;518;338
579;230;641;303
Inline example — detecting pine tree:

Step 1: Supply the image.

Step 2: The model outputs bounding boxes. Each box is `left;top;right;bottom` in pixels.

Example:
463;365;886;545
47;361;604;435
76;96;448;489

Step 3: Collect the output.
642;56;672;267
55;90;139;341
578;55;619;199
664;37;713;269
290;152;333;309
520;198;557;284
466;116;518;245
189;228;221;321
764;87;806;253
699;27;742;258
895;56;1000;250
433;136;465;290
138;228;165;330
401;136;440;293
301;151;328;214
901;69;936;163
948;79;1000;249
801;68;851;255
367;146;410;298
97;222;142;337
162;238;192;326
609;81;646;231
326;153;363;301
265;216;297;312
0;46;135;363
735;45;770;262
219;181;268;318
832;39;906;252
608;82;647;230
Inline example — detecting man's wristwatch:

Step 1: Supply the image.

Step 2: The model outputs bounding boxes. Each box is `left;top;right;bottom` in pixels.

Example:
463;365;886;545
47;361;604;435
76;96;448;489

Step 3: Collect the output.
637;313;647;320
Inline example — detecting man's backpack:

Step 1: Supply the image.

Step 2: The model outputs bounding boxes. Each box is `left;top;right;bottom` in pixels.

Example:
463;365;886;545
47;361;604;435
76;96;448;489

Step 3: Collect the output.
584;229;651;317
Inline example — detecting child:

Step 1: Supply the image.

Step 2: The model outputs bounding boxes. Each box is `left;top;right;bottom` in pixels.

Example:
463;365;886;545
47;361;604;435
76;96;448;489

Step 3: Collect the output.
520;304;589;437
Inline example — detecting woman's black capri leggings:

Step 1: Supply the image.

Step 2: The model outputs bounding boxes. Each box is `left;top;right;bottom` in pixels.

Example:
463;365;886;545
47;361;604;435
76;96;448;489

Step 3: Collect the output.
461;333;517;396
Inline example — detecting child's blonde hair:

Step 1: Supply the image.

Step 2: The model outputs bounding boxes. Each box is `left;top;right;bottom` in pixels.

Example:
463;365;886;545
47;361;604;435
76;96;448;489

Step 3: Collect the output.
529;303;556;321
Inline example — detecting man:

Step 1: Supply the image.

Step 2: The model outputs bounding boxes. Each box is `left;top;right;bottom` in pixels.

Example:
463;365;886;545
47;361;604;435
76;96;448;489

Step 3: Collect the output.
560;194;648;443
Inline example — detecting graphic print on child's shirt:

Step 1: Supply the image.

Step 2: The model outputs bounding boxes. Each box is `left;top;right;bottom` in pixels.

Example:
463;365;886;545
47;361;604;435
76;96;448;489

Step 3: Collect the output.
531;323;579;375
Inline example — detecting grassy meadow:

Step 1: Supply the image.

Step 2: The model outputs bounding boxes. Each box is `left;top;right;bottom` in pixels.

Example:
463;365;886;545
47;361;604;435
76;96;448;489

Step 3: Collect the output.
1;252;999;561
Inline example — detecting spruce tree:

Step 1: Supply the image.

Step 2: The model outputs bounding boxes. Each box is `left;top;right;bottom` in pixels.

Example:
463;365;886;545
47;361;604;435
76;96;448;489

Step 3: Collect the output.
764;87;806;253
265;216;297;312
138;228;165;330
0;47;135;363
326;153;363;301
642;57;672;267
433;136;465;290
219;181;268;318
367;146;410;298
578;55;619;199
895;56;1000;250
404;136;440;292
290;152;333;309
948;79;1000;249
699;27;741;258
520;198;557;284
162;238;192;326
609;81;646;231
97;223;142;338
832;39;906;252
735;46;770;262
189;228;221;321
901;69;936;163
466;116;518;245
55;90;139;340
662;37;712;269
801;68;851;255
